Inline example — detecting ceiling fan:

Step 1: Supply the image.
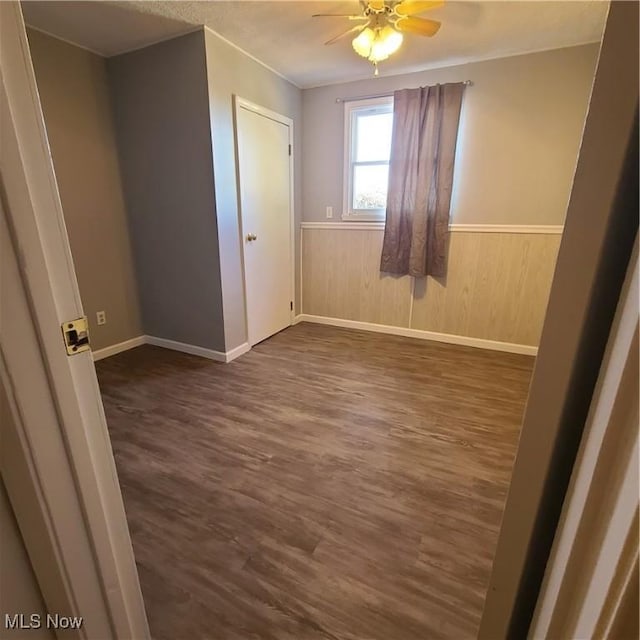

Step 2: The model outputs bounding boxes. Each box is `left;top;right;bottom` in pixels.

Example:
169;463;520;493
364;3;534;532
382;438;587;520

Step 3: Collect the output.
313;0;444;74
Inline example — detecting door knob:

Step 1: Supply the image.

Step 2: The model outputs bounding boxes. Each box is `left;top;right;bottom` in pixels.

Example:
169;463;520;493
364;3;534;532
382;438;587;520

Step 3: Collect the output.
246;233;257;242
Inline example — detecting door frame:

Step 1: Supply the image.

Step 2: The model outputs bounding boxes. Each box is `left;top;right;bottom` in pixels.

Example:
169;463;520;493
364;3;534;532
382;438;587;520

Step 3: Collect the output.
1;3;149;637
479;1;638;636
233;96;296;344
530;238;638;638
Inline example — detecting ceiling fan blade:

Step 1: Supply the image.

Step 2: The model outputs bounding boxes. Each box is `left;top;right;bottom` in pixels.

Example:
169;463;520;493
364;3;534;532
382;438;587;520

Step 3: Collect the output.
312;14;368;19
367;0;386;10
394;0;444;16
325;24;366;45
395;16;441;36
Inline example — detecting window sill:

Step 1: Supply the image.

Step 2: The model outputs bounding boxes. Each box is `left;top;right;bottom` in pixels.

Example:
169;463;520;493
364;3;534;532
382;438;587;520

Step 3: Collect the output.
341;213;386;223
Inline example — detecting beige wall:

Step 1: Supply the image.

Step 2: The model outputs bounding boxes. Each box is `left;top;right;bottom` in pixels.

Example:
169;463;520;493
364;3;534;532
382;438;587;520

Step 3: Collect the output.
302;44;599;225
203;29;303;344
28;29;142;351
302;228;561;347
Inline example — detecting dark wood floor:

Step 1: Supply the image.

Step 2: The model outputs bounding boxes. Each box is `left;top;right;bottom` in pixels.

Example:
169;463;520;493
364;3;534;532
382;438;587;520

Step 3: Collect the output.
97;323;534;640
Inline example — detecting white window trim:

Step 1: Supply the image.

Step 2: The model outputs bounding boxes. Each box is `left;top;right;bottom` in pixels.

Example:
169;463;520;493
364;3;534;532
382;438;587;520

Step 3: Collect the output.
342;96;393;222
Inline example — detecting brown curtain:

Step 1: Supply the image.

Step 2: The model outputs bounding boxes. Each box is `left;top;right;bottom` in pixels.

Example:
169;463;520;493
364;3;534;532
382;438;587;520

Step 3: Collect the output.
380;83;465;277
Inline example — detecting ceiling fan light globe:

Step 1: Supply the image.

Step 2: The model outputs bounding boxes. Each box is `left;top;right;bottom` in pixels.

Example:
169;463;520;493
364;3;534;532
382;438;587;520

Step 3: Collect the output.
352;27;375;58
380;25;403;55
370;39;391;62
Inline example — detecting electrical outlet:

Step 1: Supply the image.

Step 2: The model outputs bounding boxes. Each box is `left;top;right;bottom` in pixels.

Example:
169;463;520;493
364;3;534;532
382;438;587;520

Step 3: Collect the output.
326;206;333;219
96;310;106;326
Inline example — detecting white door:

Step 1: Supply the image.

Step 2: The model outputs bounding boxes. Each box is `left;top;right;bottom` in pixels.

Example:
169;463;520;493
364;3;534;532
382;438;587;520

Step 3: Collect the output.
236;99;293;346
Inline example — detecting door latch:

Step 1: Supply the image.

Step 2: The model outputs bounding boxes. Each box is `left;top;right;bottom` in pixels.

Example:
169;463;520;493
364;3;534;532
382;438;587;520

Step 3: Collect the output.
61;317;90;355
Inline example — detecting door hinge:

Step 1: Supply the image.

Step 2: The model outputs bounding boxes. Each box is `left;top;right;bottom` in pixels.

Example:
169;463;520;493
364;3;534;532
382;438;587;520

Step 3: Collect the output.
290;301;293;311
61;316;90;355
288;144;291;156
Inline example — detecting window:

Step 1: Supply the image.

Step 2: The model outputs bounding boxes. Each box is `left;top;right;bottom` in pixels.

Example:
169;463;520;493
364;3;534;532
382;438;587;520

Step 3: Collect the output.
343;97;394;221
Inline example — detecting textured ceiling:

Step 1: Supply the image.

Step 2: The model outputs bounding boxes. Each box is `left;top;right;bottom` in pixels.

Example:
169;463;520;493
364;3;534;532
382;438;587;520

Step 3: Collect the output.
22;1;608;88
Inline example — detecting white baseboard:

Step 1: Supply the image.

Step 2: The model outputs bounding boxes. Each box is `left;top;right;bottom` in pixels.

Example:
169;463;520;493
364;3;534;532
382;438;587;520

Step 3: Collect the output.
224;342;251;363
93;335;251;363
295;314;538;356
145;335;227;362
92;336;146;361
449;223;564;234
91;319;534;361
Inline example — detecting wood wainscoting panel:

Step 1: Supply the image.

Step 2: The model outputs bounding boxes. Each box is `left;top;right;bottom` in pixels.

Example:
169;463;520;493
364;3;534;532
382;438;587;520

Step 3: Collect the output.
302;229;413;327
302;228;561;348
411;232;561;346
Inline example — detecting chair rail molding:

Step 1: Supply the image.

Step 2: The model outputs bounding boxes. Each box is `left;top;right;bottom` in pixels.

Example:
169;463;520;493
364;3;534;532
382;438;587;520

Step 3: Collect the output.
300;221;564;234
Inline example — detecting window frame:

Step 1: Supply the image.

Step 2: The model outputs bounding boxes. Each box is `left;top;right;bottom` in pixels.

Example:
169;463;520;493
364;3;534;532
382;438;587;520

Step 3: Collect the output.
342;96;394;222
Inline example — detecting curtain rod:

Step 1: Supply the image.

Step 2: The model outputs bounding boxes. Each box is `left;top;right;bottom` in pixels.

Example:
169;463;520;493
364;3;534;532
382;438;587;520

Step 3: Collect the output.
335;80;473;103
